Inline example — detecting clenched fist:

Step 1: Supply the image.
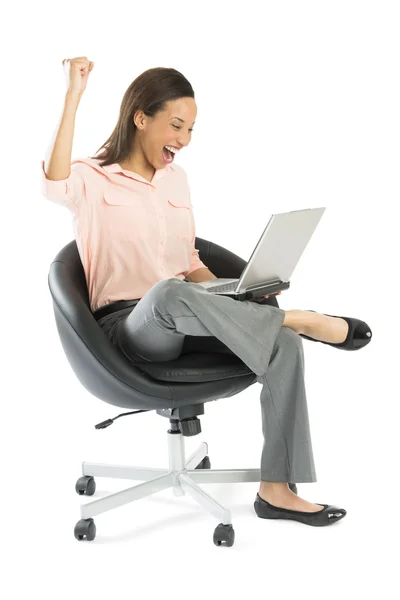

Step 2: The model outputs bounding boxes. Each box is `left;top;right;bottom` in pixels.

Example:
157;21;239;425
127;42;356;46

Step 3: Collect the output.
63;56;94;97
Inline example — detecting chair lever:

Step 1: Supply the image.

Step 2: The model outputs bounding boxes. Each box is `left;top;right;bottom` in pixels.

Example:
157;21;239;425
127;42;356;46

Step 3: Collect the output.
95;418;114;430
94;409;150;430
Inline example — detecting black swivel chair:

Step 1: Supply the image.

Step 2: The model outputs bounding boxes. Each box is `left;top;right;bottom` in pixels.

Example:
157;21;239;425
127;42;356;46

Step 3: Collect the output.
48;237;297;548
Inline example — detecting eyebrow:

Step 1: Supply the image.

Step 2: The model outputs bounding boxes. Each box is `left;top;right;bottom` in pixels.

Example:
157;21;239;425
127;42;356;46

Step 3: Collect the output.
170;117;196;124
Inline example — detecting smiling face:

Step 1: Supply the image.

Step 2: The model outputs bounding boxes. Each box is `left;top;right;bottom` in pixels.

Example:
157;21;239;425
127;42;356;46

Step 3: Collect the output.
124;97;197;179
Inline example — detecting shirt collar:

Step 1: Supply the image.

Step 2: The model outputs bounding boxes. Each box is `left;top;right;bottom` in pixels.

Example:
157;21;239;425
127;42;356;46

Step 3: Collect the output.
102;161;176;186
71;157;176;187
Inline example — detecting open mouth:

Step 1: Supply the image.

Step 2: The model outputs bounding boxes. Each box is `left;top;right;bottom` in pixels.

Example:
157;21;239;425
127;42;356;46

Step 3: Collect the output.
162;146;175;162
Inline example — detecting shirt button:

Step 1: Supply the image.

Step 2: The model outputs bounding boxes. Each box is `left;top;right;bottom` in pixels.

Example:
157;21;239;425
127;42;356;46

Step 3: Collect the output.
160;240;164;245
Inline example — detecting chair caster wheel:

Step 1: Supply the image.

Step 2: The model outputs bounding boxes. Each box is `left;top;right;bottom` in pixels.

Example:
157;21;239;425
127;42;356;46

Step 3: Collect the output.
75;475;96;496
213;523;235;547
74;518;96;541
195;455;211;469
289;482;298;495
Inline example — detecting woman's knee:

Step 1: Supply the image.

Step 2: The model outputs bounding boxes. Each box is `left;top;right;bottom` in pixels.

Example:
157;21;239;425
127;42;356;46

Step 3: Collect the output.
274;326;305;357
146;278;184;306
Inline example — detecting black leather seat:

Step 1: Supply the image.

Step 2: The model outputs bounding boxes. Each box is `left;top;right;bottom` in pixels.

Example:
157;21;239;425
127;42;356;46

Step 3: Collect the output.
48;236;285;547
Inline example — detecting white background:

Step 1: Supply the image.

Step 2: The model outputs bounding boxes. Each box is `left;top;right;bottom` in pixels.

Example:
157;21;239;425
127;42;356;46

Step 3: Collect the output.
3;0;399;597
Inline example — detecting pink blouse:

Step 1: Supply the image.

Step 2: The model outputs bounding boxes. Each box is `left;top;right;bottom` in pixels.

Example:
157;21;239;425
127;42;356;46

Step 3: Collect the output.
40;157;207;312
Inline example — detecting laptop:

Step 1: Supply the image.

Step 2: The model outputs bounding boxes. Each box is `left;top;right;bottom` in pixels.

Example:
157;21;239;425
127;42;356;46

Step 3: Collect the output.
186;207;326;301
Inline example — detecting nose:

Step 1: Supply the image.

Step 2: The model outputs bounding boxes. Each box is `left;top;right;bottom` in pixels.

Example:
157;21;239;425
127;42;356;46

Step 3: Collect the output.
176;133;191;148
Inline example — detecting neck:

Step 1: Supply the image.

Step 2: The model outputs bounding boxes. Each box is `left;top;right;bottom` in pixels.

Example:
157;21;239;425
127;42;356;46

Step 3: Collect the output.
119;158;156;183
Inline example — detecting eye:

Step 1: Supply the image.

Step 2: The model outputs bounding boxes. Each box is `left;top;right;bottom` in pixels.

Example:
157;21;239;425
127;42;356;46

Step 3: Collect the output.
172;124;194;132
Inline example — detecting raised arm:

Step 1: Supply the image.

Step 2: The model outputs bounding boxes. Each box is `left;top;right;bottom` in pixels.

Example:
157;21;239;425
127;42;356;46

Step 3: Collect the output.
44;91;82;180
41;57;94;209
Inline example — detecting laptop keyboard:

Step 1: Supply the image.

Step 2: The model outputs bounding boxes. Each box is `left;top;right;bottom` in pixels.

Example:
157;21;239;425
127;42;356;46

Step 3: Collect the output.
208;281;238;293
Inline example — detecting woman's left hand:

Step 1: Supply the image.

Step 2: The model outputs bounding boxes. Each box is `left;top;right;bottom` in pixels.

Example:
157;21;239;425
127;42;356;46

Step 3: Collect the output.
249;291;281;303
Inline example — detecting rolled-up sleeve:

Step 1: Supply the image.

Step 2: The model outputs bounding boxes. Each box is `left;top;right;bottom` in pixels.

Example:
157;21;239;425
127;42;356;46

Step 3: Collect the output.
40;159;85;212
185;207;207;277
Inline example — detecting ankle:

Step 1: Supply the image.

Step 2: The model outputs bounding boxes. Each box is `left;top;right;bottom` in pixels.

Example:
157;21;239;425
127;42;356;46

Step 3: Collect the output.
259;482;289;494
282;310;313;335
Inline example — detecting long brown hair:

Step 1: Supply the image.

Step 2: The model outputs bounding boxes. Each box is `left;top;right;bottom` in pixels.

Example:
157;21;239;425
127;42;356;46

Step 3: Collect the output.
89;67;195;168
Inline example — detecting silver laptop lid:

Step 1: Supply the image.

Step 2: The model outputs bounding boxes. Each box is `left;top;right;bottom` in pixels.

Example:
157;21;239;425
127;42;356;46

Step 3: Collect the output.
235;207;326;291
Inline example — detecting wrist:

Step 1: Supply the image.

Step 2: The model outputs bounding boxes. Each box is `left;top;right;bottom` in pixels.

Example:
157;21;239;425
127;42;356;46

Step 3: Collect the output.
65;91;82;106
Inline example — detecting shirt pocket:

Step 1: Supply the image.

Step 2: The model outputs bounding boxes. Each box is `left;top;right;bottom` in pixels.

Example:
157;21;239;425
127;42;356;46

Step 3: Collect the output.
166;196;192;240
103;188;150;240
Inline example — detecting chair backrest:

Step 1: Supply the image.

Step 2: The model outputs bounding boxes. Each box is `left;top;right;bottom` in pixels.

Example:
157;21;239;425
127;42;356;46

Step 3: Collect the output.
47;238;274;411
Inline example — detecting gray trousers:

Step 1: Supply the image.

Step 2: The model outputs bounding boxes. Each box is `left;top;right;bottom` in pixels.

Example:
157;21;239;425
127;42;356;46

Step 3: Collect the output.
99;278;317;483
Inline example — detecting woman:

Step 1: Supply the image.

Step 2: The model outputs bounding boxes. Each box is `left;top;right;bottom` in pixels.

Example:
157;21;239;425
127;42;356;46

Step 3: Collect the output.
41;57;372;527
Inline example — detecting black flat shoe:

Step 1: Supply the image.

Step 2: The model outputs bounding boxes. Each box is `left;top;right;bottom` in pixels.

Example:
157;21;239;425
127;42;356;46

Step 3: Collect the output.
298;310;372;350
254;493;347;527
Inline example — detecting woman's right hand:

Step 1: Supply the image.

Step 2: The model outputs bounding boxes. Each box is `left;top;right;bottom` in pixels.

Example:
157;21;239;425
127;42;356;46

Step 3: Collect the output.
63;56;94;97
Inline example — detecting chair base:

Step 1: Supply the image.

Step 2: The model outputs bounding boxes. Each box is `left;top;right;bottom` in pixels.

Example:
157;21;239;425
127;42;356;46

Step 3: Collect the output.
79;428;263;526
